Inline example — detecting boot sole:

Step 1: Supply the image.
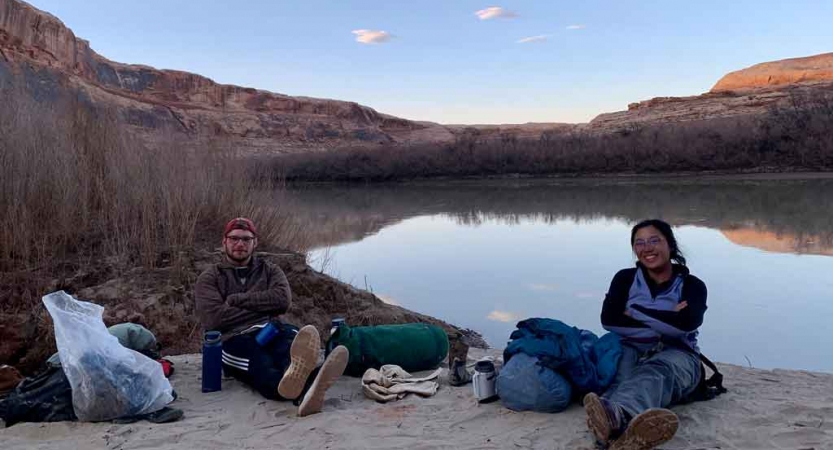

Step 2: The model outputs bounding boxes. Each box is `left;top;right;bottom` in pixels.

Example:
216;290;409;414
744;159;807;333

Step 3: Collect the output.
277;325;321;400
610;408;679;450
298;345;348;417
584;392;612;445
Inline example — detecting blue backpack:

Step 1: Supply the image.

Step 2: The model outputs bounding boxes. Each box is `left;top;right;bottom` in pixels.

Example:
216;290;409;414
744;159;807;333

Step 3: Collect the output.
496;353;572;413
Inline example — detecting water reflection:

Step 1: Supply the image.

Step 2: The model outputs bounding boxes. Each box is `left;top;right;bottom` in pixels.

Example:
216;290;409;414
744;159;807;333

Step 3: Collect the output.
721;228;833;256
288;176;833;255
290;176;833;372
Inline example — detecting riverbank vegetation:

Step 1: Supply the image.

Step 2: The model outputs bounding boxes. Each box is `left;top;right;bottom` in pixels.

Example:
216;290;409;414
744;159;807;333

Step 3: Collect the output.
0;85;309;313
272;93;833;182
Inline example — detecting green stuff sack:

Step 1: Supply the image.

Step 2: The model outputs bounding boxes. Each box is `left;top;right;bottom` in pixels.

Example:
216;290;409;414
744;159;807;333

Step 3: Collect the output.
327;323;449;376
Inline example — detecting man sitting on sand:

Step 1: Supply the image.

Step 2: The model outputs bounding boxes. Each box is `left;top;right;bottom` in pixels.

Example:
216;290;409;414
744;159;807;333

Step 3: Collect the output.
195;217;348;416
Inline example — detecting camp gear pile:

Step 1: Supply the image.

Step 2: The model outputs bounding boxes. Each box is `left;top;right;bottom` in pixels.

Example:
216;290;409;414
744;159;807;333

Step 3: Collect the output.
42;291;173;421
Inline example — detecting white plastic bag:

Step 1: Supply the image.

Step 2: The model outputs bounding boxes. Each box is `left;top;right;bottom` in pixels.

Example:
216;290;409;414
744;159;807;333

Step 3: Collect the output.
42;291;173;422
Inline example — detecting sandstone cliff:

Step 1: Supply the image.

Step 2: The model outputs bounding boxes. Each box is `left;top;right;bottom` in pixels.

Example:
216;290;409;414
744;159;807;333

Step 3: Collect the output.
0;0;461;153
2;0;831;150
587;82;833;132
712;52;833;92
589;53;833;133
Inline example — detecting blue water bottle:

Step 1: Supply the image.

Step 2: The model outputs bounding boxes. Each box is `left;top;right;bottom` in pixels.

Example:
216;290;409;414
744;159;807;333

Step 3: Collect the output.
202;331;222;393
255;321;279;346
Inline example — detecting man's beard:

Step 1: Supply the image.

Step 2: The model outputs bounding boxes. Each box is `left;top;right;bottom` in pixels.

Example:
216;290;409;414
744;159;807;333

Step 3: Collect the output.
225;248;251;263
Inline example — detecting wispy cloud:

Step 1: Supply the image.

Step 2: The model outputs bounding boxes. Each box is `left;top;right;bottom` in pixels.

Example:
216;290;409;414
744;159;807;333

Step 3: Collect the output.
528;283;558;292
574;291;598;299
475;6;518;20
565;24;586;30
352;29;393;44
517;35;549;44
487;310;521;323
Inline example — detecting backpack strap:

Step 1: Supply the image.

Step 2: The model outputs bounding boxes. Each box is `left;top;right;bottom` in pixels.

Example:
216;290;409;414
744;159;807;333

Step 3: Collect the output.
698;353;728;399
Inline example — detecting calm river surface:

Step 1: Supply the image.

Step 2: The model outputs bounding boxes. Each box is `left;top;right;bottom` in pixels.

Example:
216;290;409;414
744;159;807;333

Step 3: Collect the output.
290;175;833;373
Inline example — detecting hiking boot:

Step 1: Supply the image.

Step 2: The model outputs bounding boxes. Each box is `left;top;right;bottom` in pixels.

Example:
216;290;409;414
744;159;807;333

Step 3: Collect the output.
609;408;679;450
297;345;348;417
447;332;470;369
278;325;321;400
449;358;472;386
583;393;626;446
447;331;471;387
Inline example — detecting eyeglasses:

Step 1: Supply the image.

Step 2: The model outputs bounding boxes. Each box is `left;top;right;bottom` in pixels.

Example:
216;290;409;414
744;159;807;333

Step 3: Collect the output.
226;236;255;244
633;236;663;250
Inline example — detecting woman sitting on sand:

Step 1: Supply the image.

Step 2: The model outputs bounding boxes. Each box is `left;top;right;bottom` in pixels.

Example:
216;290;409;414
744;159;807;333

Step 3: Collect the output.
584;219;707;450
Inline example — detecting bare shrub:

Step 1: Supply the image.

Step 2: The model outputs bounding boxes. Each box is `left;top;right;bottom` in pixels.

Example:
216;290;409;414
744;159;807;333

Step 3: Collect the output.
0;84;310;298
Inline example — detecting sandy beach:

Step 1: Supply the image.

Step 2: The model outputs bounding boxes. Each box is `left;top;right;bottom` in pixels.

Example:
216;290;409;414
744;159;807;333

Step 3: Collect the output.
2;349;832;450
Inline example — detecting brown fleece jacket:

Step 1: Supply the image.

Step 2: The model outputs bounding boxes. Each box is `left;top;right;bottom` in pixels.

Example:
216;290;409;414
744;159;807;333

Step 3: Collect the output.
194;255;291;340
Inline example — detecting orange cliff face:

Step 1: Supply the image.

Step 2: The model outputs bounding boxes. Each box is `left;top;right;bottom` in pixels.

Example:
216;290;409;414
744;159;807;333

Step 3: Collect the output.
588;53;833;133
721;228;833;257
0;0;458;153
711;53;833;92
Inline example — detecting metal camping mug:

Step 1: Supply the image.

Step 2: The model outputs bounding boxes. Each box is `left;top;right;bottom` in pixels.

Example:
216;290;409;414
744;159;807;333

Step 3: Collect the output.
472;359;498;402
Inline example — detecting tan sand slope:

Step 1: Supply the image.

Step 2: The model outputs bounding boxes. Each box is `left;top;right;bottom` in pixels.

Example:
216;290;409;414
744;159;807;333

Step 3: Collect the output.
2;350;831;450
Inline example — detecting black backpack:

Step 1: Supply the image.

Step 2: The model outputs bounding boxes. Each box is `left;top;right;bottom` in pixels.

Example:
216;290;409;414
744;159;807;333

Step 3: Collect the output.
0;366;76;427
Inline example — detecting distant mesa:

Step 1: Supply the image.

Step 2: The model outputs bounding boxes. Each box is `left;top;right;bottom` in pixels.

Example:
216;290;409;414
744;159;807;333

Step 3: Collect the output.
721;228;833;257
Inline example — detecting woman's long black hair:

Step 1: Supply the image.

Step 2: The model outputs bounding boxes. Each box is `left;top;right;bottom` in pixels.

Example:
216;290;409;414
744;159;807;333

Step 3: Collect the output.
630;219;687;266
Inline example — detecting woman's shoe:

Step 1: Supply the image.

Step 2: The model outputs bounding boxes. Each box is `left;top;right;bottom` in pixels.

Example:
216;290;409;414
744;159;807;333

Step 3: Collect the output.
609;408;679;450
584;392;614;445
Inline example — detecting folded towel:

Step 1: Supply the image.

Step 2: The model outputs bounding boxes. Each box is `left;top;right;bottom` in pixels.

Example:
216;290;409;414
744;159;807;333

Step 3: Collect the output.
361;365;442;402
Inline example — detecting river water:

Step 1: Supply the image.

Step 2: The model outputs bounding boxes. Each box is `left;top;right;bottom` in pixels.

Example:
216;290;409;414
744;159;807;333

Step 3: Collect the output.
290;175;833;373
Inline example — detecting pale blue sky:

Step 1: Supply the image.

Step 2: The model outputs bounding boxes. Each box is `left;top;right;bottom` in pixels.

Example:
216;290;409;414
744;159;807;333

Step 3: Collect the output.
28;0;833;123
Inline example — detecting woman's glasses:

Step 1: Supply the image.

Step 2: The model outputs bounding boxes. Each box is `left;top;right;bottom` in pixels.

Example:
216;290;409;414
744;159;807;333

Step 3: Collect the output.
633;236;663;250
